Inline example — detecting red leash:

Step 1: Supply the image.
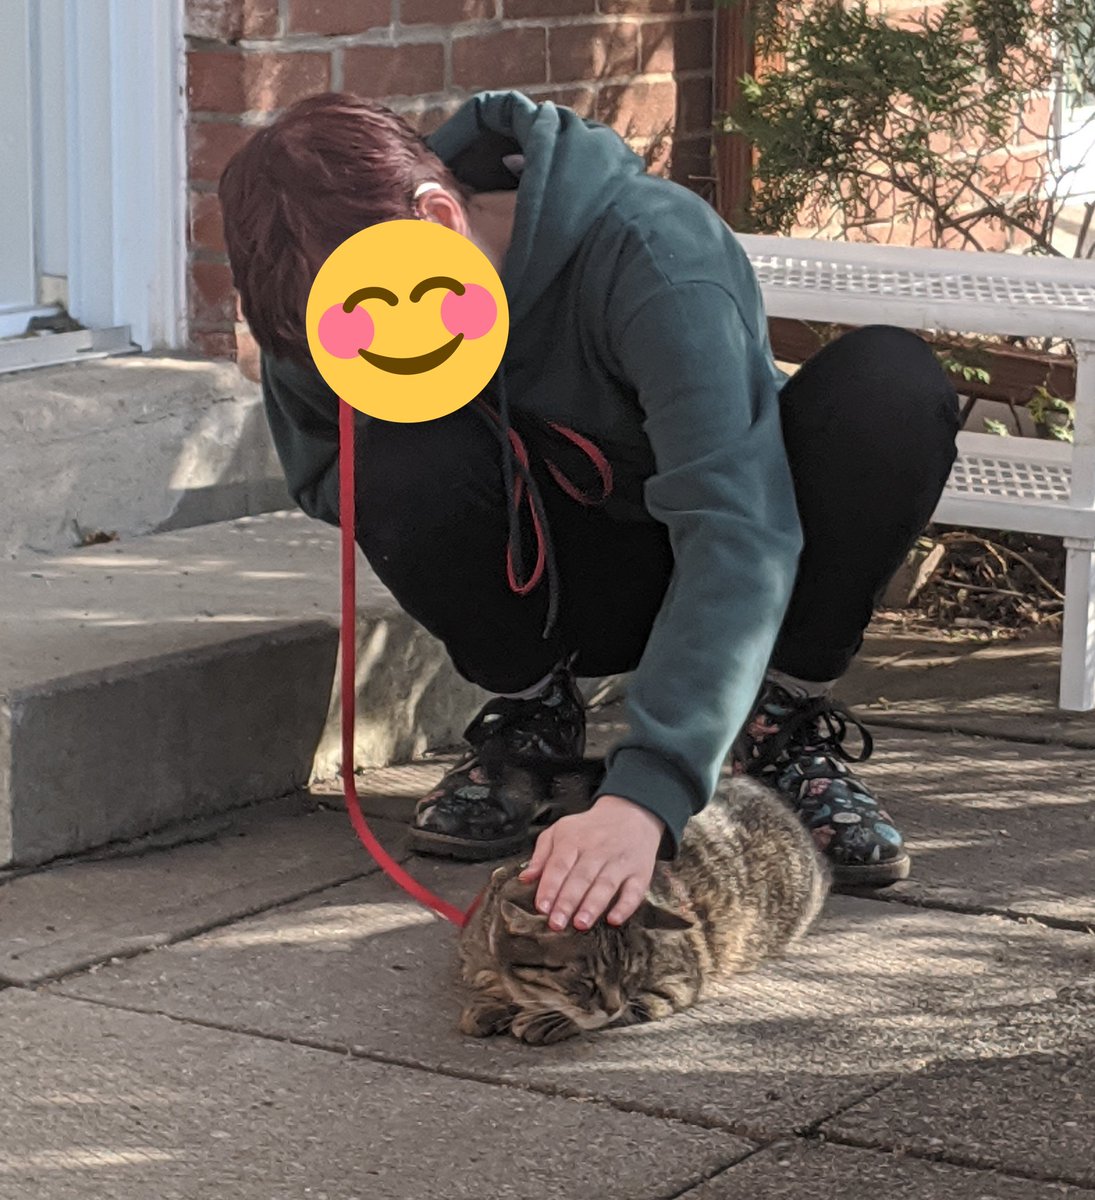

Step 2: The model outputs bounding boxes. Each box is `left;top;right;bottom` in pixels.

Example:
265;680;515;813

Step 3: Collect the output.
338;399;471;928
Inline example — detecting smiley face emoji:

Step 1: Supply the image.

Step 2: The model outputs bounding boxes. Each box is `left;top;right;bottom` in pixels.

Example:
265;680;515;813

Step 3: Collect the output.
306;220;509;422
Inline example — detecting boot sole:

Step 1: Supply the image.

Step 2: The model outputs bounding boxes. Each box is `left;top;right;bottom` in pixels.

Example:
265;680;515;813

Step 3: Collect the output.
831;853;911;890
408;826;534;862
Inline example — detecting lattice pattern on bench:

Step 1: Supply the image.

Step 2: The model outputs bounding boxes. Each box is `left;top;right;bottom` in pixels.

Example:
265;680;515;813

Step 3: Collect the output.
947;452;1073;504
748;254;1095;315
740;233;1095;711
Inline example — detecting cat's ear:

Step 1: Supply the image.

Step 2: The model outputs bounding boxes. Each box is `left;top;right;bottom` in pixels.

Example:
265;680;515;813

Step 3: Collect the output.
499;897;548;936
633;900;694;932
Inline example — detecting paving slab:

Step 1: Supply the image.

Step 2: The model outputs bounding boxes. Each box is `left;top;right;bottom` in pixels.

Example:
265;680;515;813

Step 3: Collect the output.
841;628;1095;749
55;859;1095;1142
682;1140;1095;1198
825;1045;1095;1188
839;729;1095;927
0;797;406;986
0;989;746;1200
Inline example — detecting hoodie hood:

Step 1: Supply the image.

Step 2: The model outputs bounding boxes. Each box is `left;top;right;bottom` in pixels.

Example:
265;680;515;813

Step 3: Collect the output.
426;91;645;325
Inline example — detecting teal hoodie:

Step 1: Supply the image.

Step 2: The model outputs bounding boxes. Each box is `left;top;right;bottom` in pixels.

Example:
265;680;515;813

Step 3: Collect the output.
261;90;804;853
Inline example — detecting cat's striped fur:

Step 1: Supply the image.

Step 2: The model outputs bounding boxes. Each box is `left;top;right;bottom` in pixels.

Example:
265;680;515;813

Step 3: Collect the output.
458;760;829;1044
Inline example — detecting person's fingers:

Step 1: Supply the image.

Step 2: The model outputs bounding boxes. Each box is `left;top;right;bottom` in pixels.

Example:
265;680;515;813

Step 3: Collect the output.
547;859;604;930
606;877;648;926
572;871;625;931
519;828;553;883
533;843;579;916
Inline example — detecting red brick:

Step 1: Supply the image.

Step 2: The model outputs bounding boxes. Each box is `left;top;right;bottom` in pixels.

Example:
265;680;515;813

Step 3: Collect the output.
244;52;331;110
597;80;676;136
189;260;237;327
343;42;446;98
288;0;392;35
398;99;465;132
192;329;239;359
529;85;597;116
549;22;637;82
639;16;711;73
189;191;226;253
186;0;279;41
678;73;712;134
503;0;595;17
189;50;331;113
186;0;244;40
189;50;244;111
1016;94;1052;144
598;0;676;14
235;322;262;380
401;0;493;24
188;120;255;184
452;28;547;89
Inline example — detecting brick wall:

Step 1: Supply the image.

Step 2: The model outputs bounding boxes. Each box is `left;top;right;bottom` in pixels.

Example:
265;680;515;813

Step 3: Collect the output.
185;0;715;369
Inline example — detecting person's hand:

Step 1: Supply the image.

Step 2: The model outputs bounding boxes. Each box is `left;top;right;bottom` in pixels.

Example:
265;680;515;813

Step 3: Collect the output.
519;795;663;931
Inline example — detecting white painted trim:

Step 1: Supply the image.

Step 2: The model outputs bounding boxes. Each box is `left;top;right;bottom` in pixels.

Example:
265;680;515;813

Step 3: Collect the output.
65;0;186;350
0;1;36;307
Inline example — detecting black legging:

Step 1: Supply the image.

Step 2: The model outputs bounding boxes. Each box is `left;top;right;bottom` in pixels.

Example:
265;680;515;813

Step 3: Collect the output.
355;325;960;694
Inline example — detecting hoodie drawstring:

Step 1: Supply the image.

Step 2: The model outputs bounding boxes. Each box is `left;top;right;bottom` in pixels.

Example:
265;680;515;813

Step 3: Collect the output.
473;369;613;640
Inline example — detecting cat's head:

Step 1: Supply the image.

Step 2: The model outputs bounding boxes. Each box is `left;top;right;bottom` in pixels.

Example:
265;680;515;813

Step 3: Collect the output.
484;867;692;1033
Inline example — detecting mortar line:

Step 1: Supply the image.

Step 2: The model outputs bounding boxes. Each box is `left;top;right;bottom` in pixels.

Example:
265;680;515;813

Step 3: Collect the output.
838;886;1095;936
33;988;782;1141
23;988;1095;1193
657;1141;776;1200
817;1128;1095;1193
860;712;1095;753
0;863;389;987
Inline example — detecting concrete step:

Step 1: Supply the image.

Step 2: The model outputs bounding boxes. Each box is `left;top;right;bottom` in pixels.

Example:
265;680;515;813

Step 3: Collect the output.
0;511;499;869
0;355;289;557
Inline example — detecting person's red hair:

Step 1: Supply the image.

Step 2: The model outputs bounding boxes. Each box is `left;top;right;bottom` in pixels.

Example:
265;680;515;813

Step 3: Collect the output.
219;93;467;364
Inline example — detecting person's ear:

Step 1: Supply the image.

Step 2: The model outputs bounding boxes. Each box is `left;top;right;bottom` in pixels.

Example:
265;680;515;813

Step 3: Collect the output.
414;186;469;236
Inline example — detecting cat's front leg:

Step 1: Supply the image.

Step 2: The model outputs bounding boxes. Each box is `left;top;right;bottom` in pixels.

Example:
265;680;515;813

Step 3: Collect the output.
510;1009;581;1046
624;987;693;1024
459;998;519;1038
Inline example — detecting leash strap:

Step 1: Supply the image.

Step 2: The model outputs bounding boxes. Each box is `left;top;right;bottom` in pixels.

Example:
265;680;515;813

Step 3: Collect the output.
339;399;470;928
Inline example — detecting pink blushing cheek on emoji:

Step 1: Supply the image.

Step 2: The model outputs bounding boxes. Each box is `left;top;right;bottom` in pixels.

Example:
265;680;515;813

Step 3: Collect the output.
318;304;374;359
441;284;496;340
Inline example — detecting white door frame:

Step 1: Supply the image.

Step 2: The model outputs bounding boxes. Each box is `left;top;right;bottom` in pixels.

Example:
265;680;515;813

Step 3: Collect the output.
65;0;187;351
0;1;41;318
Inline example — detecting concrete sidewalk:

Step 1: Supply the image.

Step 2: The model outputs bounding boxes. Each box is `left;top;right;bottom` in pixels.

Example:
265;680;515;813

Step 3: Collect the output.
2;630;1094;1199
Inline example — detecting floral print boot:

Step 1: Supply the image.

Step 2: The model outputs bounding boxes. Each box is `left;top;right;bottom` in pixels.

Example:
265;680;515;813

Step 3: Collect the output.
410;665;586;861
733;679;910;887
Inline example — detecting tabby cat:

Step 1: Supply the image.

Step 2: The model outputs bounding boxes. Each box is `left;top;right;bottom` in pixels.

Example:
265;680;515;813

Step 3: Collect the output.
458;759;829;1045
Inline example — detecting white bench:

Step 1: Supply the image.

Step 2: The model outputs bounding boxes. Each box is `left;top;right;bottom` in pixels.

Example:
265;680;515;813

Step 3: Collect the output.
738;234;1095;711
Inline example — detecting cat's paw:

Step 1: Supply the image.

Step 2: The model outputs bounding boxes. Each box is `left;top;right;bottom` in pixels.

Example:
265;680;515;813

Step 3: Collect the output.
630;992;678;1022
459;1000;518;1038
511;1010;581;1046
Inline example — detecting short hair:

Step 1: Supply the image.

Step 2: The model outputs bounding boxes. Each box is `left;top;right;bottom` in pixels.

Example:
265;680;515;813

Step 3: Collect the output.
219;92;468;364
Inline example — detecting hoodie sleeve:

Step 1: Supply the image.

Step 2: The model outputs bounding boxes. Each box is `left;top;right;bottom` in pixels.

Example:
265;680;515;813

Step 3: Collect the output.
593;251;804;856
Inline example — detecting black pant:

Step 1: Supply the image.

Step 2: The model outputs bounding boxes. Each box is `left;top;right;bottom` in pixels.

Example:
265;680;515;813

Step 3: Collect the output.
356;326;960;694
